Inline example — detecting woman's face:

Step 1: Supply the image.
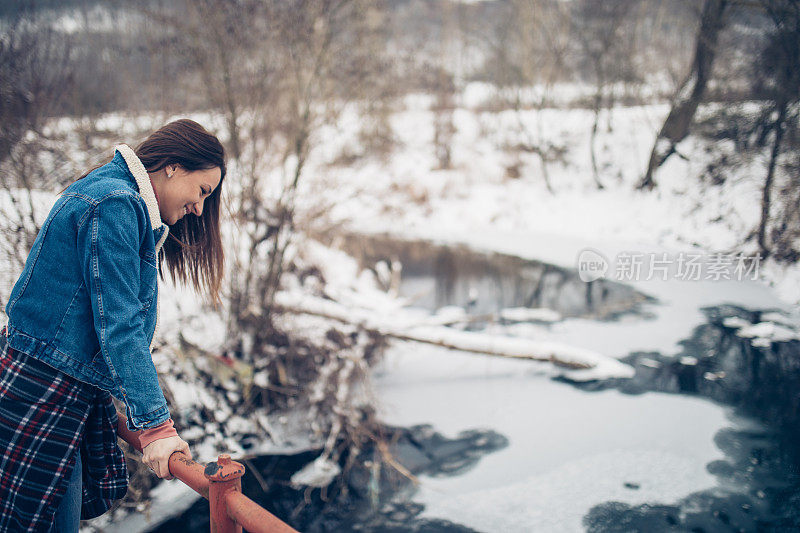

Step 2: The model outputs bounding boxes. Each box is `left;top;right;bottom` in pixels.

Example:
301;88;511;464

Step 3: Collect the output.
157;165;222;225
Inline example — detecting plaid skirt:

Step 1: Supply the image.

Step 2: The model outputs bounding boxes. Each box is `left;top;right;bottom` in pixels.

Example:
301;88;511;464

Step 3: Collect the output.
0;329;127;532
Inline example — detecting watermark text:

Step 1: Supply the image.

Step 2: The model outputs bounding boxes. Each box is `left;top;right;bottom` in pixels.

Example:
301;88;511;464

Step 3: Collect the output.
577;249;761;283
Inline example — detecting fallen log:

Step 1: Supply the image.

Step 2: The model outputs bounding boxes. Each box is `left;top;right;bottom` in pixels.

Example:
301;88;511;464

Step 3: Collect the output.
273;292;634;381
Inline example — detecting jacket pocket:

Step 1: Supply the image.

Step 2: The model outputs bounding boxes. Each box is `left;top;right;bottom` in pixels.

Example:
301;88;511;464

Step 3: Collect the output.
90;348;107;373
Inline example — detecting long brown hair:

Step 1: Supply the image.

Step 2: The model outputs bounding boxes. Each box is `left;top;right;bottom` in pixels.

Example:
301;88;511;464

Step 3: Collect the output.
134;119;226;306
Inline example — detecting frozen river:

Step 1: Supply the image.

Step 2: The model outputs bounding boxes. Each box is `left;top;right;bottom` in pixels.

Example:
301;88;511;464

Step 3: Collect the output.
376;343;734;532
131;230;798;533
367;229;797;532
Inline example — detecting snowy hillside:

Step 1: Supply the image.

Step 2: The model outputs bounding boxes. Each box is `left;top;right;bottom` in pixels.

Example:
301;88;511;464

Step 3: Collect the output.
294;84;800;305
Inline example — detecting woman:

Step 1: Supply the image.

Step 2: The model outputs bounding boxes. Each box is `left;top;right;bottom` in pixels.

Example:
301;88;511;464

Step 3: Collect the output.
0;119;226;532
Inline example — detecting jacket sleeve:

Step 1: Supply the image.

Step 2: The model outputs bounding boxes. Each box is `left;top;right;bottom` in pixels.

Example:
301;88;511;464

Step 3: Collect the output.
78;192;170;430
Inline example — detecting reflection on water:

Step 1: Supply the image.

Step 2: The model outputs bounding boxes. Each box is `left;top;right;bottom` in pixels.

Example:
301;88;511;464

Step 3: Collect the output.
330;233;654;320
569;305;800;532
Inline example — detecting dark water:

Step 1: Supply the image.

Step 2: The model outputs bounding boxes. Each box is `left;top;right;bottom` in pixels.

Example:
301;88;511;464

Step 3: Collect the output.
566;305;800;532
328;232;654;321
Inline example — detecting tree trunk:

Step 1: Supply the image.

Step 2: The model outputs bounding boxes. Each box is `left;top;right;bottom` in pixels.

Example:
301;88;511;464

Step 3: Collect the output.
758;103;787;258
590;89;605;190
512;93;555;194
638;0;728;190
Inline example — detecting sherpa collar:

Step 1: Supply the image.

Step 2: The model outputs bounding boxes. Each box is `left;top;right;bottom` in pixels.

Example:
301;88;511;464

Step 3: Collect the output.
114;144;164;232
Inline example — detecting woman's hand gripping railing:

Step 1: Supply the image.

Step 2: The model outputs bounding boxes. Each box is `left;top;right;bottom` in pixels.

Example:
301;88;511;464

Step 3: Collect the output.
116;412;299;533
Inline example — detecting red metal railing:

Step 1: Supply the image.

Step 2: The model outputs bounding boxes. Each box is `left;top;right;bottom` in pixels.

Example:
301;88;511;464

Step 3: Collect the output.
117;414;298;533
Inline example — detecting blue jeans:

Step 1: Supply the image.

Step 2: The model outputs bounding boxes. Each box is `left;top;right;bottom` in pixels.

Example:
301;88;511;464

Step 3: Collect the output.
53;449;82;532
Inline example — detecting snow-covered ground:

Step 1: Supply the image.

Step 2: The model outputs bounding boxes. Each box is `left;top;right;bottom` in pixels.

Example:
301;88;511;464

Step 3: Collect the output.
298;86;800;307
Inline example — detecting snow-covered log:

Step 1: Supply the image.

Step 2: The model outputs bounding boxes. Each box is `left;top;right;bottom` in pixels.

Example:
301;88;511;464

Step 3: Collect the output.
274;292;634;381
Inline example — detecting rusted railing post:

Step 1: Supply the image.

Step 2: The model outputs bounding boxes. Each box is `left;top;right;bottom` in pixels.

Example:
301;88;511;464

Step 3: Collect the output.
205;454;245;533
117;412;299;533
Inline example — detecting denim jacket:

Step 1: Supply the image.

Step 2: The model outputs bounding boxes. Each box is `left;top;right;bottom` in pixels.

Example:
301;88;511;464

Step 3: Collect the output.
4;145;170;430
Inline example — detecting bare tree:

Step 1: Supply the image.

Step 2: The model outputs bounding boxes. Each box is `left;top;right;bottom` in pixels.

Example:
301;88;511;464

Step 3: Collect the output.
508;0;571;192
0;9;73;165
0;7;76;308
574;0;642;189
144;0;389;368
754;0;800;258
472;0;571;191
132;2;397;485
429;0;458;170
638;0;729;189
689;0;799;259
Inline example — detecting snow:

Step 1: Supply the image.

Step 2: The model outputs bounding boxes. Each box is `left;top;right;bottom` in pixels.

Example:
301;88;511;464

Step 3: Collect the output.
431;305;468;324
723;316;752;329
162;375;203;412
721;313;800;347
735;321;798;343
419;449;719;532
403;325;634;380
760;311;799;327
299;89;798;312
83;474;202;533
499;307;561;323
290;455;342;488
